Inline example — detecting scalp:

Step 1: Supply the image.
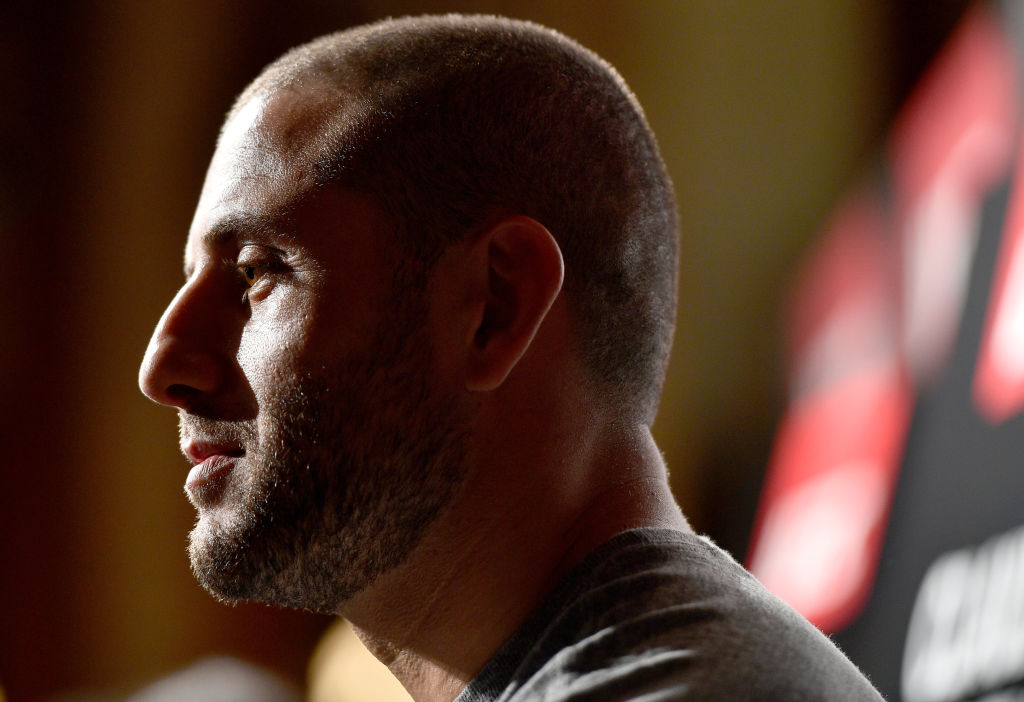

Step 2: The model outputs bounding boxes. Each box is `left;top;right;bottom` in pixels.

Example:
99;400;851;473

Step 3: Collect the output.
226;15;680;423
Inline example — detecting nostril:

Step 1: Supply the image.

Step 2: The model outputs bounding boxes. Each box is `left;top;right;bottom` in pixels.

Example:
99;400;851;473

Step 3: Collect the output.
166;383;202;404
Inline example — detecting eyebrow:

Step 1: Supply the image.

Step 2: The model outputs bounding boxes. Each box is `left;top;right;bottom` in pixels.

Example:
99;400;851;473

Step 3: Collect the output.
184;212;294;278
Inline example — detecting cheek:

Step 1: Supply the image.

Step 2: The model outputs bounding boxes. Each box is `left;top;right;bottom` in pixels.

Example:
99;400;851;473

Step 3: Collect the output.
236;294;316;396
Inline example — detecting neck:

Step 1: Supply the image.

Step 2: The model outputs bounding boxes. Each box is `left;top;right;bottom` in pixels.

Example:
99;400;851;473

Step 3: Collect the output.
342;416;689;702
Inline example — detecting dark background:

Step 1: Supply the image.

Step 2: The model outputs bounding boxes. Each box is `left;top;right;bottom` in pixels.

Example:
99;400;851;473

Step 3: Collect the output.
0;1;968;699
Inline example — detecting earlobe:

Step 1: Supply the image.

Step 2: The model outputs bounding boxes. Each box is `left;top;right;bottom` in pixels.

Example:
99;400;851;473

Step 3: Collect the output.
466;217;564;392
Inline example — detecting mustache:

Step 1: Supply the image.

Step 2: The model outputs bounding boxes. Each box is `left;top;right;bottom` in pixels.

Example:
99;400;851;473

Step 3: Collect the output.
179;413;257;450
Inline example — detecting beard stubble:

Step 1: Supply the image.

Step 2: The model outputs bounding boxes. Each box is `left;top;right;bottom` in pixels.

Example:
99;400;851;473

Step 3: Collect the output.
183;283;470;614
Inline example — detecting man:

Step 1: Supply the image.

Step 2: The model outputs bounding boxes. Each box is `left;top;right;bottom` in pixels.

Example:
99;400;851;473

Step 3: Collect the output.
139;14;883;701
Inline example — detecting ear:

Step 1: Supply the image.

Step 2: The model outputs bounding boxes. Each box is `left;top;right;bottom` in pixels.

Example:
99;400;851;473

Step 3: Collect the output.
465;216;564;392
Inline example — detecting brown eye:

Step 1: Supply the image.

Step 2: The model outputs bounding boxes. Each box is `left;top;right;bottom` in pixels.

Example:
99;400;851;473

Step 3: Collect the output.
240;264;260;287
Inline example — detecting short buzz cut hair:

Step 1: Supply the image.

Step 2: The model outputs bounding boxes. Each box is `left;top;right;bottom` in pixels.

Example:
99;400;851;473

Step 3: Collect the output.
233;14;679;423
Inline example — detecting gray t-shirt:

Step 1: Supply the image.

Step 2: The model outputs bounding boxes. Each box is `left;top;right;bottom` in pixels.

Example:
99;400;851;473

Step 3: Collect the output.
455;528;884;701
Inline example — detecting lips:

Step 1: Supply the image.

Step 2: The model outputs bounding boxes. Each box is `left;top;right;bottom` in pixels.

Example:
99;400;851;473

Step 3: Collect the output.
182;441;244;504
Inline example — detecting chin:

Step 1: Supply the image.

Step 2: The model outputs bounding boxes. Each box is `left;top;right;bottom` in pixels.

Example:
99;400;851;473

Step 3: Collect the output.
186;509;356;614
188;519;256;603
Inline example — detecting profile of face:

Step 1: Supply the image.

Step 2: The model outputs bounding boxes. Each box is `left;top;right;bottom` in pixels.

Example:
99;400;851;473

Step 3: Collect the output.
138;91;469;614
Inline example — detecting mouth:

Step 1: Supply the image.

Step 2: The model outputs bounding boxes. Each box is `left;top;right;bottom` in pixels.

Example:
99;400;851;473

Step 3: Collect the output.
183;441;245;503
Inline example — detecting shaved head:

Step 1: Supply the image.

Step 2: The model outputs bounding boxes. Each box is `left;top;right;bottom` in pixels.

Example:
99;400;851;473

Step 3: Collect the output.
227;14;679;422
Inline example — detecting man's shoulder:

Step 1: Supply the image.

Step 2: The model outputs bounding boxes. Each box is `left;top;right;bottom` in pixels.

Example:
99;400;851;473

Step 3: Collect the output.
458;528;884;702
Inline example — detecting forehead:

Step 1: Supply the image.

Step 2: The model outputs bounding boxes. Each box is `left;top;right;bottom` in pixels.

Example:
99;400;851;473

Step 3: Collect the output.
194;93;299;222
187;88;345;257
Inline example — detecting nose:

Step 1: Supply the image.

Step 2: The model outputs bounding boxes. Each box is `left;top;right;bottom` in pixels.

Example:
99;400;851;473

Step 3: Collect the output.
139;276;228;410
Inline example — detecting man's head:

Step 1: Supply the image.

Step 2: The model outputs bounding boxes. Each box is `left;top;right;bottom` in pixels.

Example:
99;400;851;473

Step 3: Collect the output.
238;13;680;419
139;14;678;614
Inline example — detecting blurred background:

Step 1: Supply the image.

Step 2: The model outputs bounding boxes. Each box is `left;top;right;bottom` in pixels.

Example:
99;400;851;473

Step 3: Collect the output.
1;1;973;700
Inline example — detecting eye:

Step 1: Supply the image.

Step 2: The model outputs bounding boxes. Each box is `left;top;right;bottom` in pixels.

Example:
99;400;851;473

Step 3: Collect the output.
233;245;287;303
236;261;273;303
239;264;261;287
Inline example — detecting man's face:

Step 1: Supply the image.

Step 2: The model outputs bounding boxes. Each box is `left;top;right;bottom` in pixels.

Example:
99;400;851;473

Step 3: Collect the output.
139;92;469;613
